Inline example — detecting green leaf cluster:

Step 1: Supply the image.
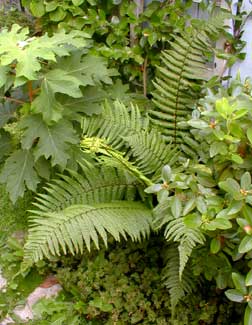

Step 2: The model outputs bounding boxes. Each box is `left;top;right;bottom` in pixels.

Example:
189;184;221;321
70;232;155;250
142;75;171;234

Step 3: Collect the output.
0;24;131;203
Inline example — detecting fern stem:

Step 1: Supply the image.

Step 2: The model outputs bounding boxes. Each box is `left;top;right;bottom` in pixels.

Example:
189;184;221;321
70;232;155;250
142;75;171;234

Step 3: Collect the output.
80;137;153;187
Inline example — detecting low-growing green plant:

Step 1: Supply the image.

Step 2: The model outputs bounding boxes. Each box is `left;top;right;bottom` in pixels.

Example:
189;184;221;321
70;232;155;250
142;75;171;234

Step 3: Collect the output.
30;238;241;324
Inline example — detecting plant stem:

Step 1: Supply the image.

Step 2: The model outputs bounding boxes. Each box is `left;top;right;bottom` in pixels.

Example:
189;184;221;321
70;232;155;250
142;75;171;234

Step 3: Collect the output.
27;81;33;103
0;96;26;105
143;57;148;97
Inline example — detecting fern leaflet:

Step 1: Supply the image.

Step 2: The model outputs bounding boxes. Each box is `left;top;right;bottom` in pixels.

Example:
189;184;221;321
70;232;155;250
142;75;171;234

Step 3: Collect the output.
24;201;152;263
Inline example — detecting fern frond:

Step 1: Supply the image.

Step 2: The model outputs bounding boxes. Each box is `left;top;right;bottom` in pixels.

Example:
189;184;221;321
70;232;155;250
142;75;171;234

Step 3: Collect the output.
124;129;178;180
150;19;225;157
33;165;140;213
81;100;147;150
80;137;153;187
81;100;178;178
24;201;152;263
162;245;195;312
164;217;205;278
151;31;209;147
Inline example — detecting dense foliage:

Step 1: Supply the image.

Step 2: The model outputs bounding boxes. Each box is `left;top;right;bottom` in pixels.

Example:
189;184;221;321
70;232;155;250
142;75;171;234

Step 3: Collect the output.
0;1;251;324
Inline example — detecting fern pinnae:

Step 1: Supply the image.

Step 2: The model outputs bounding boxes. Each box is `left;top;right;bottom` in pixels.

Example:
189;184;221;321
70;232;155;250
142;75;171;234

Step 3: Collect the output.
81;100;146;150
150;20;225;156
164;217;205;278
32;165;140;215
24;201;152;263
162;245;195;313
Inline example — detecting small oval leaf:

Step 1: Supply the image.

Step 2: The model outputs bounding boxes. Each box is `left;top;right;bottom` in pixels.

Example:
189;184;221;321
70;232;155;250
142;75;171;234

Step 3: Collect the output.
210;237;221;254
246;269;252;286
244;305;252;325
162;165;172;182
225;289;244;303
239;236;252;254
247;128;252;145
171;196;182;218
232;273;247;294
241;172;251;190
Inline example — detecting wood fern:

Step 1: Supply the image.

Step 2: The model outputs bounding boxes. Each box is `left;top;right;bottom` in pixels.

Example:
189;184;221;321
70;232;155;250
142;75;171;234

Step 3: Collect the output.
81;100;178;179
25;201;152;263
151;14;225;157
162;245;196;312
24;164;152;264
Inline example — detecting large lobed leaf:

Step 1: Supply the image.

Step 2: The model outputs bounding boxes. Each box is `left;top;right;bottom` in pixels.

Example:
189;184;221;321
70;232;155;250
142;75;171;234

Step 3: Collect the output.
0;24;91;81
31;53;117;123
0;149;39;203
20;115;79;168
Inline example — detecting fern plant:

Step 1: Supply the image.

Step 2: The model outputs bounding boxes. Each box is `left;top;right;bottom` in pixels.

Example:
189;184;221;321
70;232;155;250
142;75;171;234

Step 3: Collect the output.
23;101;178;266
150;13;226;157
24;163;152;265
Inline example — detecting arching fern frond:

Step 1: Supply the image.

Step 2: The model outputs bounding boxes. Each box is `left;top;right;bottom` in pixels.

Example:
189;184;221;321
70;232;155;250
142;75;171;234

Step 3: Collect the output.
124;129;179;180
81;100;178;179
151;30;210;155
33;165;140;214
81;100;147;150
151;10;226;158
24;201;152;263
164;217;205;279
80;137;153;187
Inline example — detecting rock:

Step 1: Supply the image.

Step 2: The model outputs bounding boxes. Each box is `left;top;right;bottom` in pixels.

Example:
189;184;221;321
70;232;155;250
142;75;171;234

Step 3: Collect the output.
0;275;62;324
0;269;7;292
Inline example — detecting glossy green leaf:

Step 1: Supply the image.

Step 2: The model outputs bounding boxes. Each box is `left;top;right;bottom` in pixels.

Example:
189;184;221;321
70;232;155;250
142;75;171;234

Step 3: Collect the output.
246;196;252;206
187;119;208;129
72;0;84;5
232;108;248;120
232;273;247;294
216;97;234;118
49;7;67;22
227;200;243;215
225;289;244;302
239;236;252;254
242;205;252;225
241;172;251;190
30;1;45;17
145;184;162;194
183;198;196;216
205;218;232;231
162;165;172;182
247;128;252;145
246;269;252;286
184;214;202;228
244;305;252;325
210;142;227;157
231;154;243;164
210;237;221;254
219;178;242;199
171;196;182;218
196;196;207;214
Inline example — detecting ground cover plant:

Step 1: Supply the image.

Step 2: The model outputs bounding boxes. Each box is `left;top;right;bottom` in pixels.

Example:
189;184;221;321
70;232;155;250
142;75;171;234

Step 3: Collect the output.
0;1;251;324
